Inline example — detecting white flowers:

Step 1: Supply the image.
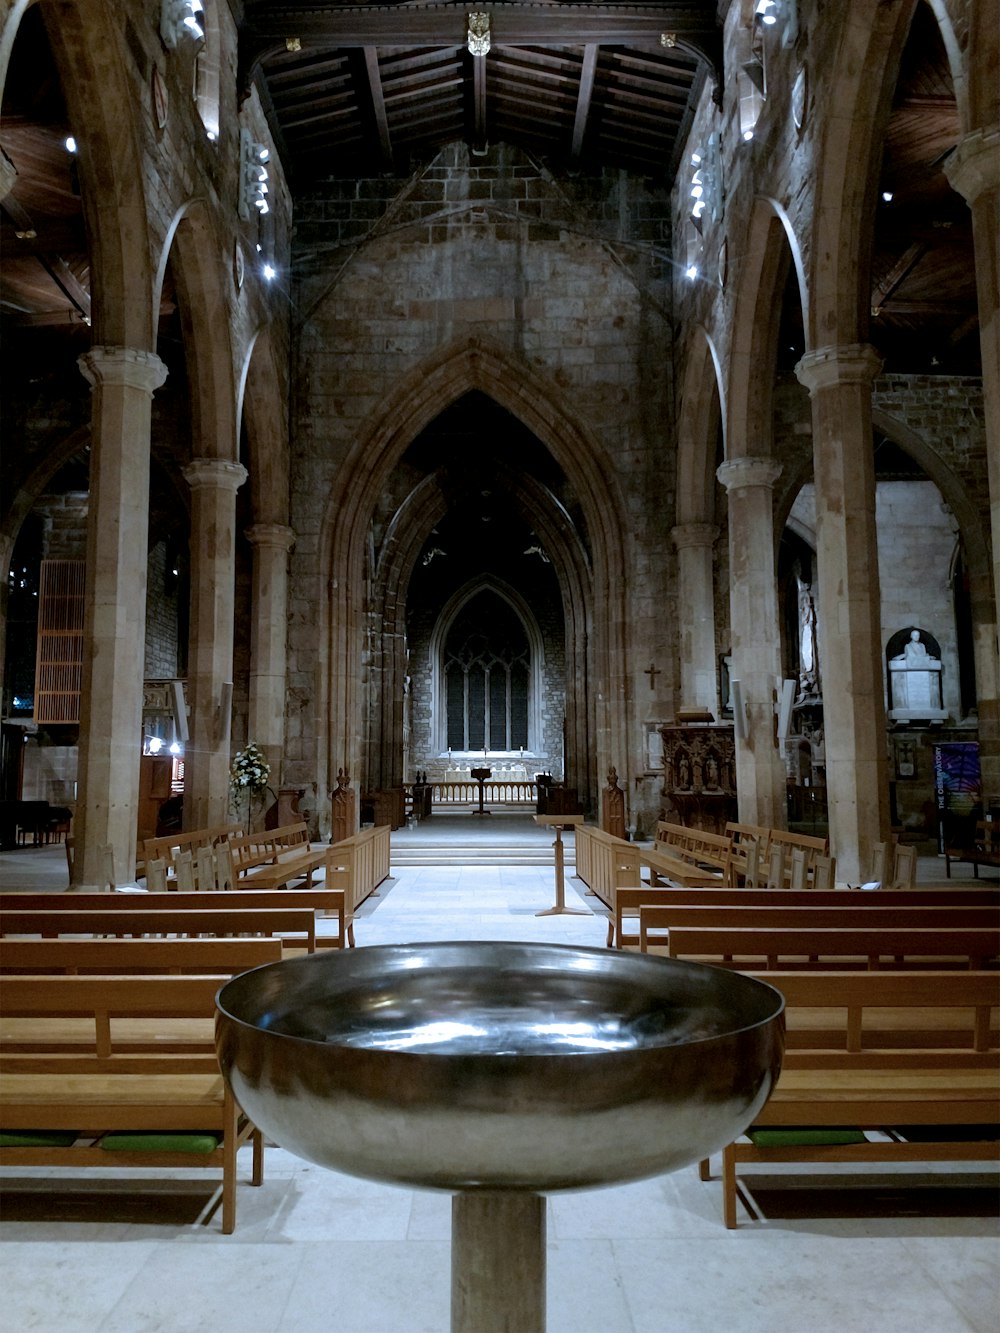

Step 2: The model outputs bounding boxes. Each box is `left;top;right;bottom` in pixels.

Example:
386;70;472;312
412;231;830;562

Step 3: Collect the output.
230;741;270;795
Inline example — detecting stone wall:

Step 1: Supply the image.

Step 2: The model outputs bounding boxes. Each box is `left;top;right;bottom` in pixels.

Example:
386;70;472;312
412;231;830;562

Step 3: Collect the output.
286;143;677;810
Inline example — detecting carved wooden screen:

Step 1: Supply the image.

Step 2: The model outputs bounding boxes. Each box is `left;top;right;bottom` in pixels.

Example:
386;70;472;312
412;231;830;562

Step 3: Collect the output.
34;559;85;723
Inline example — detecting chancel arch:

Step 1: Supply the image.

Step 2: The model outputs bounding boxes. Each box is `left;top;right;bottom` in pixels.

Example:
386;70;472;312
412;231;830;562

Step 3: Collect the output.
318;339;627;833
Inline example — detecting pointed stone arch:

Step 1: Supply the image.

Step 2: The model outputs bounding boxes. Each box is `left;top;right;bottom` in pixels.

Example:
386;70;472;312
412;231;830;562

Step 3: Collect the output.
41;0;156;348
160;199;238;461
720;196;802;822
317;337;627;821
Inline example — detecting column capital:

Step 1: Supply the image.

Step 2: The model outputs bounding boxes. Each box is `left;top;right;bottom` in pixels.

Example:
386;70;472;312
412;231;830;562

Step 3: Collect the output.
183;458;248;494
716;456;781;493
78;346;168;394
944;125;1000;205
794;343;883;393
245;522;296;552
671;522;718;551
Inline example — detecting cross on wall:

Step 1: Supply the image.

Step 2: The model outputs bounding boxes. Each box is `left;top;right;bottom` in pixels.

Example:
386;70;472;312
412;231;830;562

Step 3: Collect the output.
644;663;660;692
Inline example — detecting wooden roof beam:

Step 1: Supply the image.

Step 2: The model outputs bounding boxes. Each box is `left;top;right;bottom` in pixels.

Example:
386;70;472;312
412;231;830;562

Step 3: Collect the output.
571;45;598;161
362;47;394;164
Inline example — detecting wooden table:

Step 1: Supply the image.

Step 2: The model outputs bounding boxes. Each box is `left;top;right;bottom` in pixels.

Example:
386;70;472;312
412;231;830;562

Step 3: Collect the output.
534;815;588;917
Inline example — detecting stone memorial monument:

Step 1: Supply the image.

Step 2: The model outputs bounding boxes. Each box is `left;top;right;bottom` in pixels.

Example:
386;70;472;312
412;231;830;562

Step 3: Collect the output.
888;629;946;722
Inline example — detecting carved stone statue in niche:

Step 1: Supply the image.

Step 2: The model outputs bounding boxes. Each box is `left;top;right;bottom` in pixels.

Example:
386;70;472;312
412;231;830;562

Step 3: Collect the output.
796;575;820;702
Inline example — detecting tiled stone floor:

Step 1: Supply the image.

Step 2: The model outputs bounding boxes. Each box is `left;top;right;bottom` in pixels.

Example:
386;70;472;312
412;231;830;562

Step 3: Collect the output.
1;821;997;1331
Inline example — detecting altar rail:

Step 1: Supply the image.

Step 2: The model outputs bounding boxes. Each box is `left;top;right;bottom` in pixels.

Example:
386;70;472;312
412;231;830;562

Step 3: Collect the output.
422;781;539;807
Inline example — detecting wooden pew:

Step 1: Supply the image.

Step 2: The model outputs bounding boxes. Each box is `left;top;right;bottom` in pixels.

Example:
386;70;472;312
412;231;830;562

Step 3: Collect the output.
638;846;723;889
323;824;392;918
638;905;999;955
227;823;327;890
654;822;732;878
0;936;283;975
703;970;1000;1228
662;924;1000;970
608;883;1000;950
0;974;262;1233
0;907;318;953
0;887;352;948
572;824;643;913
141;823;243;880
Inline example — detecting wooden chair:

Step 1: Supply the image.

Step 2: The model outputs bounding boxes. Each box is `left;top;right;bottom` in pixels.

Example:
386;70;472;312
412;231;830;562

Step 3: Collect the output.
891;842;917;889
764;844;786;891
743;840;761;889
869;841;889;884
788;847;808;891
811;854;836;891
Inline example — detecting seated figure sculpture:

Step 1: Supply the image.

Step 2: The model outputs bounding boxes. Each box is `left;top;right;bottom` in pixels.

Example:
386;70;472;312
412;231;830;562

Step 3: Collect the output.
889;629;944;719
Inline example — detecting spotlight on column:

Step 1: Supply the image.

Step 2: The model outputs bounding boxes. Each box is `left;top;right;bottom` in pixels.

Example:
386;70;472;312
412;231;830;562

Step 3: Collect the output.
170;680;189;742
731;680;749;741
776;678;796;741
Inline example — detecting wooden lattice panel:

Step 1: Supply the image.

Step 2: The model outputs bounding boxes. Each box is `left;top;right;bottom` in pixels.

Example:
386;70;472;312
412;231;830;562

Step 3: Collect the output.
33;559;85;723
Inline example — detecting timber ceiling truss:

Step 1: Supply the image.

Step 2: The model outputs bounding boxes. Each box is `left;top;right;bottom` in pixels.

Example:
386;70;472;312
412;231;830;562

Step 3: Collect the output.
239;2;721;181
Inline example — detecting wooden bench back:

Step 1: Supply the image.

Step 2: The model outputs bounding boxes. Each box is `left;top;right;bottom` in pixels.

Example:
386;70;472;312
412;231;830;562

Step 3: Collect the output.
755;969;999;1057
0;936;283;975
142;823;243;870
572;824;643;909
609;883;1000;948
665;924;1000;969
639;904;998;953
0;907;317;952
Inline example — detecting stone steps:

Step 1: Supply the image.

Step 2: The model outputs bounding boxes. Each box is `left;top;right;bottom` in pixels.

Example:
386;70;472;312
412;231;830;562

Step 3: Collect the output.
391;845;574;868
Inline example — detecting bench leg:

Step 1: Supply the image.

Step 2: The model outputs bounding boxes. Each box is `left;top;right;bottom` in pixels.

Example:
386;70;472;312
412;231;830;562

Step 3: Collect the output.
698;1157;711;1181
606;918;615;948
222;1092;239;1234
722;1143;739;1229
252;1128;265;1186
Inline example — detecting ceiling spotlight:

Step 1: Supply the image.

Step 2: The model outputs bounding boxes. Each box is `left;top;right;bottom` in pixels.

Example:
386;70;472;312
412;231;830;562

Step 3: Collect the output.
882;190;893;202
685;265;699;281
755;0;778;24
65;136;77;153
743;129;755;142
263;264;277;281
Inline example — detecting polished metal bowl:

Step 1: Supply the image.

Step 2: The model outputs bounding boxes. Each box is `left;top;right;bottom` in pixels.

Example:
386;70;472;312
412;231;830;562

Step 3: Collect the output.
216;941;784;1193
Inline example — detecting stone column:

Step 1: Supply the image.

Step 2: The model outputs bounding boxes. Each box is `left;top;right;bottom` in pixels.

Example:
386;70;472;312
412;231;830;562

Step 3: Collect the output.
946;126;1000;803
74;346;168;888
183;459;247;831
716;457;786;827
245;523;295;783
671;522;720;715
796;344;889;884
0;149;16;201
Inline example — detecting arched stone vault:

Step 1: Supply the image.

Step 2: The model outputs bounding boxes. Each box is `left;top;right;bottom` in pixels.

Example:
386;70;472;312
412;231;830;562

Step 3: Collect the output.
367;458;594;798
318;337;627;821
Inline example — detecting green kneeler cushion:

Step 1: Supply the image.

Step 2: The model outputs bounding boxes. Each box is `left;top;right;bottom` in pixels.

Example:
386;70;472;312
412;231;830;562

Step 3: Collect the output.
100;1132;222;1154
748;1128;867;1147
0;1130;79;1148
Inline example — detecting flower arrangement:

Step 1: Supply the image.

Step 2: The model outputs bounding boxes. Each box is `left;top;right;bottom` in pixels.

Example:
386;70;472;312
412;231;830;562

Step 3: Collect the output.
230;741;271;803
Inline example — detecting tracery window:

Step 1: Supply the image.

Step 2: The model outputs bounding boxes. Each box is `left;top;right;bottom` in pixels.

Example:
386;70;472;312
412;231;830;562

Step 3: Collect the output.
443;593;529;751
